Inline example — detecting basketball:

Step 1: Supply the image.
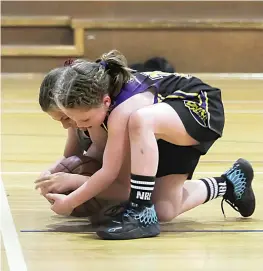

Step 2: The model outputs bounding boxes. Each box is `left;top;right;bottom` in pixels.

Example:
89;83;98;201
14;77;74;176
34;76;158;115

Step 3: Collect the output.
51;155;102;176
49;155;109;217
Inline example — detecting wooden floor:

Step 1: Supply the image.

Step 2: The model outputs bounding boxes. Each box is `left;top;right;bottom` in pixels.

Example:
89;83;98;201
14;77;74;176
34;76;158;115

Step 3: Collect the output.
1;75;263;271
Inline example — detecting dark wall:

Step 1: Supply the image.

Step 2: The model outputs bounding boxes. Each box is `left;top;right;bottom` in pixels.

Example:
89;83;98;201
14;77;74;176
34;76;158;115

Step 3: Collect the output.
2;27;73;45
2;1;263;73
2;1;263;19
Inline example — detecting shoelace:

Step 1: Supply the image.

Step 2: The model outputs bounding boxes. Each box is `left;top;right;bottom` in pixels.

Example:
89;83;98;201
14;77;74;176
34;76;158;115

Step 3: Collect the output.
221;198;240;218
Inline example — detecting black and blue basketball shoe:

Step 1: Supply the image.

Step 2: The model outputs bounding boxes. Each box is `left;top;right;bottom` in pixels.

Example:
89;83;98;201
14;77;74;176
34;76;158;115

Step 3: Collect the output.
221;158;255;217
96;203;160;240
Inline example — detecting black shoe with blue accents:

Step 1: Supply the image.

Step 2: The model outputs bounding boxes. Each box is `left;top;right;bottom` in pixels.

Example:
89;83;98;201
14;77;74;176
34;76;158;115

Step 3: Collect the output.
221;158;255;217
96;203;160;240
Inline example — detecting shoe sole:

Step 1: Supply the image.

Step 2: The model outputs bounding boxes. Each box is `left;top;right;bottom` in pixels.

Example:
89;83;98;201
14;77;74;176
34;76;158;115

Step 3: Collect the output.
96;224;160;240
239;187;256;217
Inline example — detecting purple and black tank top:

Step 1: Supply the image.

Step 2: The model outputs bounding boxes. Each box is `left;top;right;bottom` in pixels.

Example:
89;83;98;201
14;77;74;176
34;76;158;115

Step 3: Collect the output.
102;71;224;137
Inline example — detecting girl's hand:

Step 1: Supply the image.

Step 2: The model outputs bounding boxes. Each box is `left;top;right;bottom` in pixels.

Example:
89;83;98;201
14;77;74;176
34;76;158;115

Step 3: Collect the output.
45;193;73;216
35;172;75;195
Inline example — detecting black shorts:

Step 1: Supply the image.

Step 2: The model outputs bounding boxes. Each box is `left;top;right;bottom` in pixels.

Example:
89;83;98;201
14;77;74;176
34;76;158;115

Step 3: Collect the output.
163;99;222;154
156;140;201;179
156;99;223;179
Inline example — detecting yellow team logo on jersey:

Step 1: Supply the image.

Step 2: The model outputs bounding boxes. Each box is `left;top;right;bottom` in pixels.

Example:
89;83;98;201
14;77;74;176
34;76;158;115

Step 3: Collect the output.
184;101;208;126
184;90;210;127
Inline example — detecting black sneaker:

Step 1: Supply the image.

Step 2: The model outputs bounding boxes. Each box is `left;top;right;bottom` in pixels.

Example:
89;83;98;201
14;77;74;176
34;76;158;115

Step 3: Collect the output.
96;203;160;240
90;202;128;227
221;158;255;217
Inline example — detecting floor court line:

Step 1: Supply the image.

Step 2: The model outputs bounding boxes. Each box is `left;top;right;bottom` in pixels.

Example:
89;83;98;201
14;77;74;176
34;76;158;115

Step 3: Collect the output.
2;109;263;114
1;171;263;175
20;229;263;233
2;100;263;104
0;177;28;271
2;72;263;79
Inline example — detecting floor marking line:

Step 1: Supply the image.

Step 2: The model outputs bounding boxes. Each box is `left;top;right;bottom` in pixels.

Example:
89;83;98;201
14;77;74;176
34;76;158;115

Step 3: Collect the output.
0;177;28;271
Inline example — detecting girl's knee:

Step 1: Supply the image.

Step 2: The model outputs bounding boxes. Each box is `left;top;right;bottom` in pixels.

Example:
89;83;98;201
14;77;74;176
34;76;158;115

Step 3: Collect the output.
155;201;180;222
128;109;155;135
128;110;146;132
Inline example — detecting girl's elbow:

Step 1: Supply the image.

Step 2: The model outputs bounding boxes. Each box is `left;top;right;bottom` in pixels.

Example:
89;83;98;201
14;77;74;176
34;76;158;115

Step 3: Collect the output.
109;172;119;183
102;168;119;183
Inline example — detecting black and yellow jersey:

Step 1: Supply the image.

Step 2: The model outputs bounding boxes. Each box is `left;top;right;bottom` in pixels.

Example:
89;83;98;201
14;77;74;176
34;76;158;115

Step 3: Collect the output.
103;71;224;137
